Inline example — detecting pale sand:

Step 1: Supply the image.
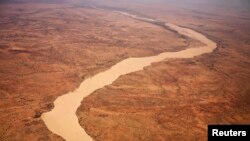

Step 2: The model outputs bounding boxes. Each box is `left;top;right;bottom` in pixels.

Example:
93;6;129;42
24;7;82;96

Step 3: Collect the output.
41;11;217;141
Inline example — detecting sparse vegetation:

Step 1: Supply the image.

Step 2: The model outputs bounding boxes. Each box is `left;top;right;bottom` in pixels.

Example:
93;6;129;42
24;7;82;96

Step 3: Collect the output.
0;0;250;141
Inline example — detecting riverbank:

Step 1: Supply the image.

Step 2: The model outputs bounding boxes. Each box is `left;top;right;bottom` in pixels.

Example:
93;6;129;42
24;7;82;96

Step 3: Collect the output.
0;3;190;141
41;9;217;141
77;1;250;141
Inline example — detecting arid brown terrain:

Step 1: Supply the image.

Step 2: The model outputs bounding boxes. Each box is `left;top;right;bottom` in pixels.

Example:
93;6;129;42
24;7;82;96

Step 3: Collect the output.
77;0;250;141
0;1;194;141
0;0;250;141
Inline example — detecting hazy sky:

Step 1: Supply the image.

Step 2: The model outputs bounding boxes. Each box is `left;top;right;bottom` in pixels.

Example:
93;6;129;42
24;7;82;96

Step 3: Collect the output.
1;0;249;11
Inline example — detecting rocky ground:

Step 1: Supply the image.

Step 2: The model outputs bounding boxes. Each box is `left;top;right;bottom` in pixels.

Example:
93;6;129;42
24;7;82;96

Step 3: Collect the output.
77;1;250;141
0;2;194;141
0;0;250;141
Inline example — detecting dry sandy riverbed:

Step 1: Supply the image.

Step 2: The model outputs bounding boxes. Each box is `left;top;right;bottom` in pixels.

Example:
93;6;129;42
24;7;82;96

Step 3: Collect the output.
41;11;217;141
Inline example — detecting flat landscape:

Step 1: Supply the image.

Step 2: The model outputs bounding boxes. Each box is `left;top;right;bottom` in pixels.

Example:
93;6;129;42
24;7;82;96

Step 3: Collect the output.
0;0;250;141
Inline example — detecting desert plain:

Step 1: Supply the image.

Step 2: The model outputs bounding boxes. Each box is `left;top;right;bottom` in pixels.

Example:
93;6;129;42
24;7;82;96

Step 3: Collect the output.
0;0;250;141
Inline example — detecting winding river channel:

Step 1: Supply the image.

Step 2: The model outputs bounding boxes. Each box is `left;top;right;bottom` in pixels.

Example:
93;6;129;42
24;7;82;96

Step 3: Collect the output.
41;10;217;141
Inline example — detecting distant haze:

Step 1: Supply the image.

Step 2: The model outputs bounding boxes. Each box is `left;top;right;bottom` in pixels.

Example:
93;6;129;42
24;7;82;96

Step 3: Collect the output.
1;0;249;7
0;0;65;4
1;0;249;14
85;0;250;17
